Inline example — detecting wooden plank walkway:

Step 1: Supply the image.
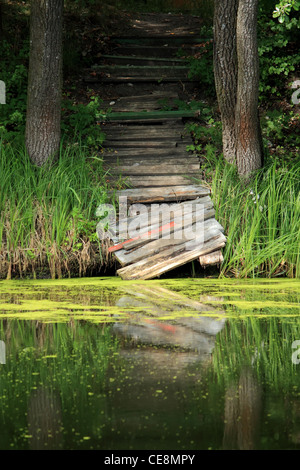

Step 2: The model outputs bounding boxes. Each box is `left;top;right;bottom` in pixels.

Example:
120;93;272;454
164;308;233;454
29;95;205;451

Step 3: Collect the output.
92;32;225;280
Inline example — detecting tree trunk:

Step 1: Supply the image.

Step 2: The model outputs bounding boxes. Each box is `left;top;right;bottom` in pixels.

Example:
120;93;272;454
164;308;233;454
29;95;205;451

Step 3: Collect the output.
235;0;263;177
213;0;239;165
25;0;64;167
213;0;263;177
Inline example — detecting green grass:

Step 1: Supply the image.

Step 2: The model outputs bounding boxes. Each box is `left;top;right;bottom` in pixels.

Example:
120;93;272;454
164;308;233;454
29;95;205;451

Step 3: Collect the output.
209;154;300;278
0;139;115;279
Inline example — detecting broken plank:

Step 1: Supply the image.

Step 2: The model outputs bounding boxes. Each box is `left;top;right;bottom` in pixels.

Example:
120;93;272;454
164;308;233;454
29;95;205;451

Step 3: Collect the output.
108;221;175;253
199;250;224;267
121;207;217;251
115;218;222;267
110;185;210;204
117;231;226;280
111;196;214;240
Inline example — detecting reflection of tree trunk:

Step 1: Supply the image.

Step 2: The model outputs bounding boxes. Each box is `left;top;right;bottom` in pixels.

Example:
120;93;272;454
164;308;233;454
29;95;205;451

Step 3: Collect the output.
223;384;239;449
223;368;262;449
27;386;63;450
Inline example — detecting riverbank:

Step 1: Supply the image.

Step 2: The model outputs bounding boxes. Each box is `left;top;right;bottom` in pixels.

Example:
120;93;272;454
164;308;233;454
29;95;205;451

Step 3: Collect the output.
0;3;299;280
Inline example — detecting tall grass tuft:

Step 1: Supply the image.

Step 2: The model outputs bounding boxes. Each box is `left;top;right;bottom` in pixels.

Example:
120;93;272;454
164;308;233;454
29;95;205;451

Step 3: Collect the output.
209;153;300;278
0;141;113;279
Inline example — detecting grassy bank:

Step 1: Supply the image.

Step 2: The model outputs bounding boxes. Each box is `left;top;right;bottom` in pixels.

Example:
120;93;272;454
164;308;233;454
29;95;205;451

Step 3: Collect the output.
0;140;116;280
211;157;300;278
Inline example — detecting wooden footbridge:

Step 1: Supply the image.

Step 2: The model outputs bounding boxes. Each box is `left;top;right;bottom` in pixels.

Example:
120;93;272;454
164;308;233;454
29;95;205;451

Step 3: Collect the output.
86;18;226;280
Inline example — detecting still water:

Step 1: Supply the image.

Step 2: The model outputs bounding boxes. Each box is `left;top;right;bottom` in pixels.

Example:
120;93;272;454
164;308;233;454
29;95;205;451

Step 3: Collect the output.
0;276;299;450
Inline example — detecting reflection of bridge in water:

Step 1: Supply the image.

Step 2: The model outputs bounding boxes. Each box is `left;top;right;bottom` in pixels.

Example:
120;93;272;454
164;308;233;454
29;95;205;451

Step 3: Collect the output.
99;285;227;449
113;284;225;362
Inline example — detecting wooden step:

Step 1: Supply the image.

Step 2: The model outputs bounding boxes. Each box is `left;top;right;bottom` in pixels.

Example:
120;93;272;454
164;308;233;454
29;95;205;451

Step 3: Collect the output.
85;74;197;84
109;185;210;204
108;175;198;187
91;64;189;77
110;44;184;58
110;36;211;46
99;55;187;67
103;127;189;141
103;139;192;148
106;162;200;176
98;110;200;123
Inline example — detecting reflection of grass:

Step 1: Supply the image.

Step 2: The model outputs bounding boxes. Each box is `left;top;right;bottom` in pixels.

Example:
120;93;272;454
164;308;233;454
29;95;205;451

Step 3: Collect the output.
0;320;119;450
213;316;300;390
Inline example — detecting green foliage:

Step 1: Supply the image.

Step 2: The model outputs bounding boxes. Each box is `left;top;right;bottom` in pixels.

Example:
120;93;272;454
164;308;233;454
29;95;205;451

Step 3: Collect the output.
61;95;107;149
183;40;215;96
0;40;29;140
272;0;300;25
258;5;300;100
185;106;222;155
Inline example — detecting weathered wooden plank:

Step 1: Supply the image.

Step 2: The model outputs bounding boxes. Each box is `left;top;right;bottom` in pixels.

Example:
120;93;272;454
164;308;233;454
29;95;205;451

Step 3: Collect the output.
111;196;213;238
92;65;189;77
103;157;200;167
109;221;176;253
103;140;192;148
99;110;199;122
111;45;182;58
106;163;200;175
199;250;224;267
110;185;210;204
103;123;185;133
110;196;213;238
103;131;189;141
99;55;186;66
102;146;189;155
121;207;217;251
108;175;197;187
115;218;222;267
85;75;198;84
117;231;226;280
110;36;211;45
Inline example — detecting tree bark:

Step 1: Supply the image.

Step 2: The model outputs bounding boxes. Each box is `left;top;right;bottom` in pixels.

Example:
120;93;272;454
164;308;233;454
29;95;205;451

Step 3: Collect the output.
235;0;263;176
213;0;263;177
25;0;64;167
213;0;239;165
